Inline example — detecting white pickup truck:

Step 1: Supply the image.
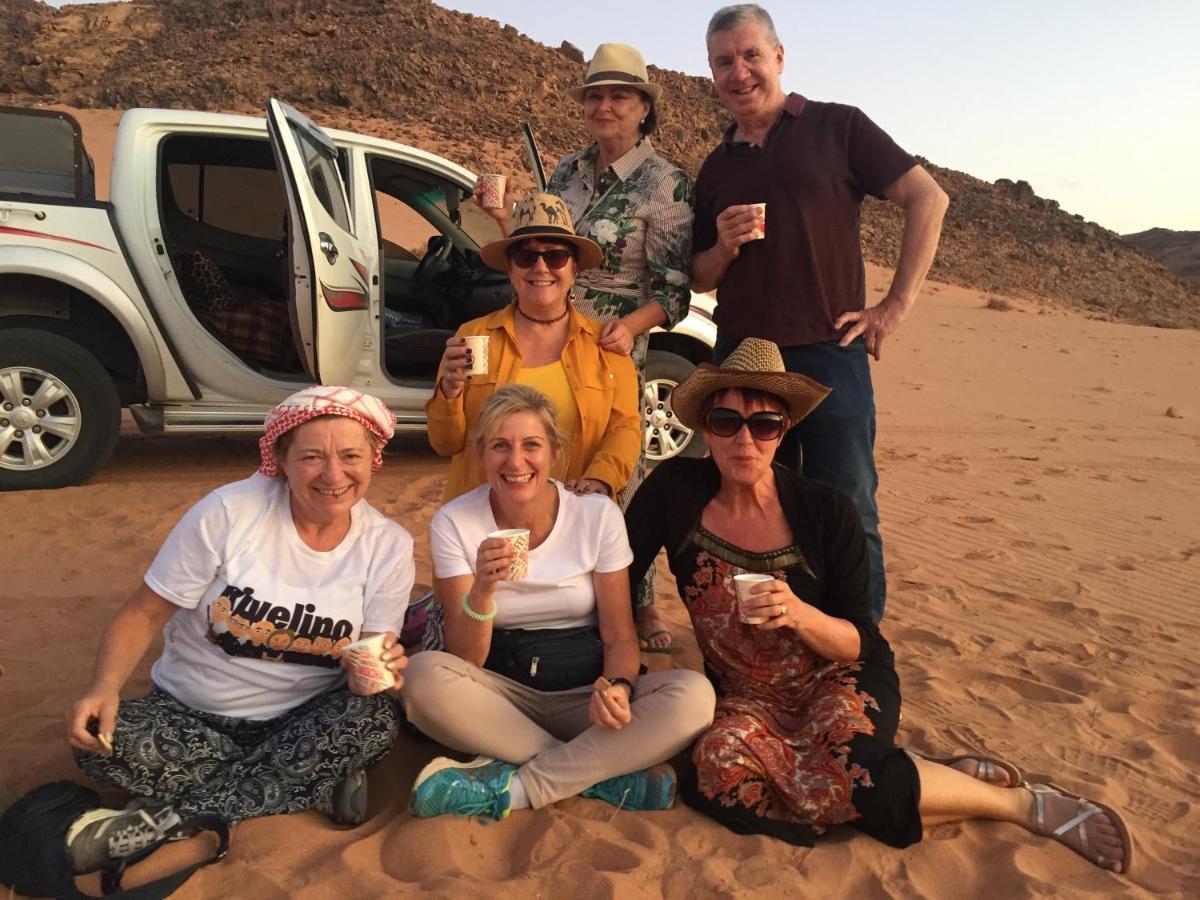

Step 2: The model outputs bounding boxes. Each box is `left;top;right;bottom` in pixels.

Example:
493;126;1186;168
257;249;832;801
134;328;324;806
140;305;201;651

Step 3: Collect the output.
0;101;714;490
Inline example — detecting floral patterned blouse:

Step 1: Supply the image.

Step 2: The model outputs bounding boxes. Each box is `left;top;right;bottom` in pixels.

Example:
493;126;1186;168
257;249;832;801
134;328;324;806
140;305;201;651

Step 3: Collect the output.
548;139;694;370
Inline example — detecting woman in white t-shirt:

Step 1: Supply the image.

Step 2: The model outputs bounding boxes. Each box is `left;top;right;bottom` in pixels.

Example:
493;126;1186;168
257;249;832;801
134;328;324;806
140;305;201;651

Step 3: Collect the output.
403;385;714;819
63;387;415;876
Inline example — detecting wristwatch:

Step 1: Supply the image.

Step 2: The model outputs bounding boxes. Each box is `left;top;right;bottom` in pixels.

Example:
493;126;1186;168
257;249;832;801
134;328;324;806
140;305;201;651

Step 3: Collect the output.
606;676;634;696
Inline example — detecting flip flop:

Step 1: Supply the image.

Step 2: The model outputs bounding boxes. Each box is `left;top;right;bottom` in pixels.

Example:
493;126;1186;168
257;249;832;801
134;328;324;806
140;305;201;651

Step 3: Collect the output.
910;751;1024;787
1029;782;1133;875
638;629;676;654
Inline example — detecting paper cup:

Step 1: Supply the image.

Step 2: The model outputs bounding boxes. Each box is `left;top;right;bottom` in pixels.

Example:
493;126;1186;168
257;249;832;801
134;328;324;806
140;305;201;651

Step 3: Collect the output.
748;203;766;241
461;335;489;375
343;633;395;694
488;528;530;580
478;173;507;209
733;573;774;624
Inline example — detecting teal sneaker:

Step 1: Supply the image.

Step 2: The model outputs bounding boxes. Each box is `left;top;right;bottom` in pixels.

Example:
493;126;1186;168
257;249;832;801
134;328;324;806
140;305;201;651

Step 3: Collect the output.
408;756;518;820
582;764;677;811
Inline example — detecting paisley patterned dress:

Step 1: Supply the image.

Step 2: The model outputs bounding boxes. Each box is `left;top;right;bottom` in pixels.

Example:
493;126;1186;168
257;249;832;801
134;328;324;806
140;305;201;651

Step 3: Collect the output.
626;457;921;848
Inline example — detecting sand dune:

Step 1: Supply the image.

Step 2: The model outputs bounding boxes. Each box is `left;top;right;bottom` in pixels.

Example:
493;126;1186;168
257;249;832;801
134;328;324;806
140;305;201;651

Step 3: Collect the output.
2;262;1197;896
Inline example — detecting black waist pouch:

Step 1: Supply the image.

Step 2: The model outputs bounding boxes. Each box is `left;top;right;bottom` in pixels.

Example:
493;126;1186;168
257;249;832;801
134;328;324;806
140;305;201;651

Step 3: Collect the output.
484;625;604;692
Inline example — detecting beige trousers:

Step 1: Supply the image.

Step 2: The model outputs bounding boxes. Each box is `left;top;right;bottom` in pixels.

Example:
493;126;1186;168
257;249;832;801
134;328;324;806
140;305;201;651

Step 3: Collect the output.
401;650;716;809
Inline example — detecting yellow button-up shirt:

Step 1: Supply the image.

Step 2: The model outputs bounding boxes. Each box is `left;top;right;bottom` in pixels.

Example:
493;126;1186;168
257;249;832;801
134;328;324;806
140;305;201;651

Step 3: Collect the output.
425;303;641;503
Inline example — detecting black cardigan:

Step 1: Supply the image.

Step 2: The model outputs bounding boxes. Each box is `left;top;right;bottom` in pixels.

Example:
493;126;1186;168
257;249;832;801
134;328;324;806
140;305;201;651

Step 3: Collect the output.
625;456;880;661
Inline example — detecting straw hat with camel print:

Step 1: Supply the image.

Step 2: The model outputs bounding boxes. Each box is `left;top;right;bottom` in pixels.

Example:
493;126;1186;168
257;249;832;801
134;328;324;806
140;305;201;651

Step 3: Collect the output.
479;192;603;271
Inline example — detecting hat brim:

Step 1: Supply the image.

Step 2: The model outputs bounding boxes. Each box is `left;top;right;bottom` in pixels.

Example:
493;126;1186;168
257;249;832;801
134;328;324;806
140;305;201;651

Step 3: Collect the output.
669;365;832;433
480;226;603;272
567;80;661;104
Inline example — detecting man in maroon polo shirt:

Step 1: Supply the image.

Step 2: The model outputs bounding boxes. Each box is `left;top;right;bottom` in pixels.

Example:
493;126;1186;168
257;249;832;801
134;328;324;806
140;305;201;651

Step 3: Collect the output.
692;4;950;623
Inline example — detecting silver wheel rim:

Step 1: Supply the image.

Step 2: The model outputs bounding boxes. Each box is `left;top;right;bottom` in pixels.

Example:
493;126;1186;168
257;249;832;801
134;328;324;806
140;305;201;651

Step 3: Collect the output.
0;365;82;471
643;377;694;462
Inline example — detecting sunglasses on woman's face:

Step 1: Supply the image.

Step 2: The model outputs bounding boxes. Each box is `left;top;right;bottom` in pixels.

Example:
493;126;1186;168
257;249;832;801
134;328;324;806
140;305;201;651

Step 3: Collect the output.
704;407;787;441
507;247;574;270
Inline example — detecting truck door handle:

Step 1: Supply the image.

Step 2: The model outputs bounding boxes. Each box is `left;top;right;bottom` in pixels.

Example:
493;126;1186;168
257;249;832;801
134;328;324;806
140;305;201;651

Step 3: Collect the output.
318;233;339;264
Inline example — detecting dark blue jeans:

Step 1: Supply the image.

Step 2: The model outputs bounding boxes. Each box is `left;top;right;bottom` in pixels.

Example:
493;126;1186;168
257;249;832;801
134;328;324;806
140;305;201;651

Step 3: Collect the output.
715;337;886;622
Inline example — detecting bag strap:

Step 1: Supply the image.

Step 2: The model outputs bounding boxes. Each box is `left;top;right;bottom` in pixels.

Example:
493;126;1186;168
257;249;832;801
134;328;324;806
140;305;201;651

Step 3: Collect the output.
96;814;230;899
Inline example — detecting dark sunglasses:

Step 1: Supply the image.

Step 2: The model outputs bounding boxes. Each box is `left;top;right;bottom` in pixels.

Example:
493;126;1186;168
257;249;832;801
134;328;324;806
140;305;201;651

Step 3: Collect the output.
704;407;787;441
507;247;575;270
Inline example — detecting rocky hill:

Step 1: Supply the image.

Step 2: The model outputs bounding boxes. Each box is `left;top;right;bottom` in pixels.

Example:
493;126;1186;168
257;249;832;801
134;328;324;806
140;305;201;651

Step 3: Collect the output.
1123;229;1200;293
3;0;1197;328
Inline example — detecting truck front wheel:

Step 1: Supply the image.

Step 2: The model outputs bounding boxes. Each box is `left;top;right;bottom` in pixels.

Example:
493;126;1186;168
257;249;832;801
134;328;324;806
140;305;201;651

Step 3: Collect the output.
643;349;708;466
0;329;121;490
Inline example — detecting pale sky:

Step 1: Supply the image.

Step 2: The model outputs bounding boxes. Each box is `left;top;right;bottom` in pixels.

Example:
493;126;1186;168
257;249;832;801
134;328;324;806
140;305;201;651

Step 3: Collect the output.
50;0;1200;234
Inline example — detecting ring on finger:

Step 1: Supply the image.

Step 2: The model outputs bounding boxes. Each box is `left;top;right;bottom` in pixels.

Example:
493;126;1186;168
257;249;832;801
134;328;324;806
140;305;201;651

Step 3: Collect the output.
776;603;785;616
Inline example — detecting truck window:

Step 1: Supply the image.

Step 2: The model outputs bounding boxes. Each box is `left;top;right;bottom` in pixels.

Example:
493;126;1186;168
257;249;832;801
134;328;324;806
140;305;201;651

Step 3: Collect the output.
287;121;352;234
167;164;285;241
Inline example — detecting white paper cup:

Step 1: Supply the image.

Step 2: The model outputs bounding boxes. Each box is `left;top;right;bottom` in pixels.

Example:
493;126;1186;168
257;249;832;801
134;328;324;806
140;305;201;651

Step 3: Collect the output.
478;173;507;209
748;203;767;241
488;528;530;580
461;335;489;375
733;573;774;624
343;633;395;694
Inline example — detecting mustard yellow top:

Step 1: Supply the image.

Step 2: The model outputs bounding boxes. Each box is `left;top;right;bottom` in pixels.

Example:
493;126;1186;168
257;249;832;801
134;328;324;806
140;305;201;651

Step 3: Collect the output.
426;303;641;502
514;359;580;482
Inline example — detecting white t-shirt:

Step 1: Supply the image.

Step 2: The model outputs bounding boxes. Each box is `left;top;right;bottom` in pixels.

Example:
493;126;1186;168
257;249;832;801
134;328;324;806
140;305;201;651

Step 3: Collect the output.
431;482;633;630
147;473;414;720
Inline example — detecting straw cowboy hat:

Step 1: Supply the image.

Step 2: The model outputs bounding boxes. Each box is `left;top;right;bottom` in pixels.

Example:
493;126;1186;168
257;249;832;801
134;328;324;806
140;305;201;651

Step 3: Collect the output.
479;192;603;271
670;338;832;431
567;43;662;104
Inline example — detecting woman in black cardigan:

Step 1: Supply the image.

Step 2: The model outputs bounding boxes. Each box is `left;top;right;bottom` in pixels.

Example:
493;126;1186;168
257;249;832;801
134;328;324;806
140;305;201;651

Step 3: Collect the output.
625;338;1130;873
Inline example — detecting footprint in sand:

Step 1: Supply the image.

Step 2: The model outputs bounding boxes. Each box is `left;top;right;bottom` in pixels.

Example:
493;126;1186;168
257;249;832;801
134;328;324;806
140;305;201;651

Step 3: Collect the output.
1124;791;1190;825
963;548;1014;562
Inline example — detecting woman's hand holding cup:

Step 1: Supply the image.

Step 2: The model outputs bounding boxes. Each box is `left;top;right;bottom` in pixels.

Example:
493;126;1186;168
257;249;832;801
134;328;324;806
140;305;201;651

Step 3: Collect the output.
342;631;407;695
734;574;809;631
475;535;516;590
472;173;513;225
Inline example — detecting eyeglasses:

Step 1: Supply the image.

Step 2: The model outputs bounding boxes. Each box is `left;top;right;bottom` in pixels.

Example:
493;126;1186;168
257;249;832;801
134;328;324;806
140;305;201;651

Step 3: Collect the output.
507;247;574;270
704;407;787;441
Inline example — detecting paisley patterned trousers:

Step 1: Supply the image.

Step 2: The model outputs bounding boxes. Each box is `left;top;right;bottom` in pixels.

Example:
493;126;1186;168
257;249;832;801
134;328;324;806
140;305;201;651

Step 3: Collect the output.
74;685;400;826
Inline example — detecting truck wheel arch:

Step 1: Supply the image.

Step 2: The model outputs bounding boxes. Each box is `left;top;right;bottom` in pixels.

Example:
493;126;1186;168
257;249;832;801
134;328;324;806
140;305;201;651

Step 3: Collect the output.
0;252;171;398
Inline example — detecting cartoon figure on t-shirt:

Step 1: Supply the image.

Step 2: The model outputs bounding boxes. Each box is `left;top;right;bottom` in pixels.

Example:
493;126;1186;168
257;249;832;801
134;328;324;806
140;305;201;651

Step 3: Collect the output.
291;636;313;654
204;583;356;669
331;636;351;660
249;619;273;647
227;614;252;640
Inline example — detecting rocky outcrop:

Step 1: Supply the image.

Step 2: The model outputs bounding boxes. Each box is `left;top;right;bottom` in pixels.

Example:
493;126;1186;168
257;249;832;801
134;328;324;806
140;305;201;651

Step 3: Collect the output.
1123;228;1200;293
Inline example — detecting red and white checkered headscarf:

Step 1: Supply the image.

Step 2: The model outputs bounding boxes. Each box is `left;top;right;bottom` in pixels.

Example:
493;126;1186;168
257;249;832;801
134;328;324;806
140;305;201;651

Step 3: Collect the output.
258;386;396;476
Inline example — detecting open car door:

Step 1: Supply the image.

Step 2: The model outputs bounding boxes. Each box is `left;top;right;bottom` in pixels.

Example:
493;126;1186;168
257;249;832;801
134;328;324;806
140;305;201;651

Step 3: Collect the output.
266;98;368;385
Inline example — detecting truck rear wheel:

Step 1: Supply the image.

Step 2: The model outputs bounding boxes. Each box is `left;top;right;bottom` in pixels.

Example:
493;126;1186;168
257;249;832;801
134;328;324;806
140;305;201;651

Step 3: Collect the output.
643;349;707;466
0;329;121;490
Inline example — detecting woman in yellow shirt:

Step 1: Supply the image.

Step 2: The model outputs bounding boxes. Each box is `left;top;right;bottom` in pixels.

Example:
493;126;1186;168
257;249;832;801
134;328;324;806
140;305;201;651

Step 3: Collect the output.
426;193;640;503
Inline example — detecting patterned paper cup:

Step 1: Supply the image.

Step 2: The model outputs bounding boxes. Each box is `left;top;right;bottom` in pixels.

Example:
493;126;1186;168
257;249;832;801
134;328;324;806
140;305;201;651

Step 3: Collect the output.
489;528;530;580
748;203;767;241
343;633;395;694
461;335;490;375
478;173;507;209
733;573;774;624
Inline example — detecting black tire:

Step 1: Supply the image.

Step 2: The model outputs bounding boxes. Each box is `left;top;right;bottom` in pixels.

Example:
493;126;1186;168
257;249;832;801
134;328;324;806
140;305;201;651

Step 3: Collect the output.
643;349;707;466
0;328;121;491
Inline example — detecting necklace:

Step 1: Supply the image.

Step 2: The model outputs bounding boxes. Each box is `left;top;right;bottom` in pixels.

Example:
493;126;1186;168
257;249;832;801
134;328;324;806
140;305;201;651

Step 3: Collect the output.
516;303;569;325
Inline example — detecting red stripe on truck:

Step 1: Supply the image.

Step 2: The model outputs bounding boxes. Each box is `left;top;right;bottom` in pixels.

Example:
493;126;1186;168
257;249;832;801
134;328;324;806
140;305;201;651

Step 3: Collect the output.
0;225;113;252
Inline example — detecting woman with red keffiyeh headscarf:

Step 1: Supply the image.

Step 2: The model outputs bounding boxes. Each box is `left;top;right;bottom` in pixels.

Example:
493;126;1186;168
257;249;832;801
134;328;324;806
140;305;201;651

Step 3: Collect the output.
62;386;415;876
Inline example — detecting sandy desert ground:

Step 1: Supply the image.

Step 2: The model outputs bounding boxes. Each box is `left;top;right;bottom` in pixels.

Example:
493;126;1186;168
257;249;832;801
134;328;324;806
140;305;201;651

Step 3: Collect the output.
1;110;1197;897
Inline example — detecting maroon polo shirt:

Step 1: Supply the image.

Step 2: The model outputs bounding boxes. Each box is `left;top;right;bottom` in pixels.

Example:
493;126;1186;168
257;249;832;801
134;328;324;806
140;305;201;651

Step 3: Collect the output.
694;94;916;347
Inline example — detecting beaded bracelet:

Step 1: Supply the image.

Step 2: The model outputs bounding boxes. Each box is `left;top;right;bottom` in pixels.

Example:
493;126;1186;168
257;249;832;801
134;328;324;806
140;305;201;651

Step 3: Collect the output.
461;592;497;622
